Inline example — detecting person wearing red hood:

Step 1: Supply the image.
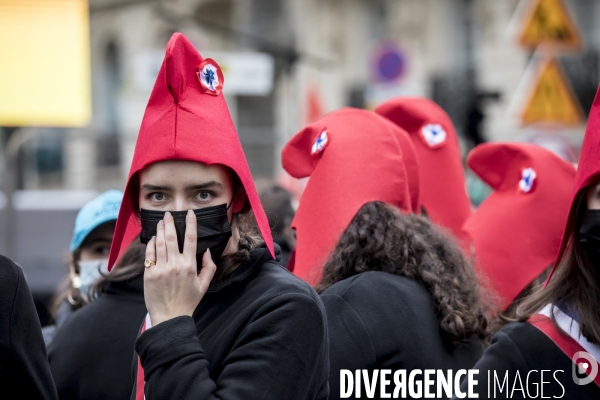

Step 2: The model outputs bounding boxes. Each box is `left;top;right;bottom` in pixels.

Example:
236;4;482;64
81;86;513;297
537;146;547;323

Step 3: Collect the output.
462;143;576;317
109;33;328;400
282;108;490;399
460;90;600;399
375;97;472;247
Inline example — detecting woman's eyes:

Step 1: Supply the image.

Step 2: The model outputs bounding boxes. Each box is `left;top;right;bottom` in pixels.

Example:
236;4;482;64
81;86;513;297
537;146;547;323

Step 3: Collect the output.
89;244;111;256
195;191;213;201
147;191;214;202
150;193;166;201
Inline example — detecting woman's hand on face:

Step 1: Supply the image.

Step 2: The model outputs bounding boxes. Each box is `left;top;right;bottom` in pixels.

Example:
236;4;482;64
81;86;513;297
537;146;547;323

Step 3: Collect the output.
144;210;217;326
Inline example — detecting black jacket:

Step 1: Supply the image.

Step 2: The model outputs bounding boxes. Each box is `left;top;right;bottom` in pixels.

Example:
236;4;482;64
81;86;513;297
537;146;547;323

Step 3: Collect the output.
134;245;329;400
460;322;600;399
0;255;58;400
48;274;146;399
321;271;484;400
42;299;75;347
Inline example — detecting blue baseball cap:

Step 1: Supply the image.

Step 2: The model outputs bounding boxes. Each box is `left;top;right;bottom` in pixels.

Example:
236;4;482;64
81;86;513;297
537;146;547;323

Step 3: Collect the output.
70;190;123;252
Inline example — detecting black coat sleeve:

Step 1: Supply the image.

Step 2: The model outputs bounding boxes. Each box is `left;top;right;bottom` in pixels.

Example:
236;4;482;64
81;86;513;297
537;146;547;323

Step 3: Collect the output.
135;292;329;400
457;329;529;398
457;324;571;399
0;256;59;400
320;294;376;400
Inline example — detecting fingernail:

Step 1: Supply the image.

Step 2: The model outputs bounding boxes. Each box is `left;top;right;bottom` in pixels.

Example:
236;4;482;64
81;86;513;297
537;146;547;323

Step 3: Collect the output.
158;220;164;226
187;209;194;217
151;236;156;241
165;211;171;218
207;248;211;255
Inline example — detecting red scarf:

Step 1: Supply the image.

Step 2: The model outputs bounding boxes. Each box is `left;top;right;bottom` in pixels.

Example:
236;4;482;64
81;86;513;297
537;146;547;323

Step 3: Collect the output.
529;313;600;388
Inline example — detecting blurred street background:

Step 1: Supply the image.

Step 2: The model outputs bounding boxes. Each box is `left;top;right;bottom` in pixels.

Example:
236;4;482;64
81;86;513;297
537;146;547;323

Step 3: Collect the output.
1;0;599;323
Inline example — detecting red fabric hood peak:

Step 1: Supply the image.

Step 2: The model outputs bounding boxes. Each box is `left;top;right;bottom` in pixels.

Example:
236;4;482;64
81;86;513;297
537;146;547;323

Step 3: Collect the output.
282;108;412;284
108;33;274;269
375;97;472;244
547;85;600;283
463;143;575;309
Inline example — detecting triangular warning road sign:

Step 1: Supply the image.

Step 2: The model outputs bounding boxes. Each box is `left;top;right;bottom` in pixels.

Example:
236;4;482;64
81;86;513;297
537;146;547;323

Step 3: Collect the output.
521;58;583;126
518;0;582;50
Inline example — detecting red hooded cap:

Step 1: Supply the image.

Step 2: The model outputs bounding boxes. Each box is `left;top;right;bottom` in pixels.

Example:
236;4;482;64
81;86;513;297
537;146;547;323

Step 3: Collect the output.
393;125;421;212
547;86;600;283
108;33;274;269
375;97;471;242
282;108;412;284
463;143;575;309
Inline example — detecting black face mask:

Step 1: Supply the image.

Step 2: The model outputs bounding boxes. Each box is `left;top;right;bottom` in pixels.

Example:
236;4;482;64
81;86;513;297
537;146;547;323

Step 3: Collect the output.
139;203;232;268
579;209;600;266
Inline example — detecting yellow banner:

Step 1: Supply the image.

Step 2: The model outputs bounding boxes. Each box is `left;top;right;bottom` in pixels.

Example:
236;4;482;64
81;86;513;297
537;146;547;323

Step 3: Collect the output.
0;0;91;127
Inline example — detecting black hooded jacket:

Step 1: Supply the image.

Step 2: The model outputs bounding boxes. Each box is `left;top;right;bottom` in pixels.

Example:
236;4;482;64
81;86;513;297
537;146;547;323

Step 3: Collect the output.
133;244;329;400
0;255;58;400
321;271;485;400
48;273;146;399
458;322;600;399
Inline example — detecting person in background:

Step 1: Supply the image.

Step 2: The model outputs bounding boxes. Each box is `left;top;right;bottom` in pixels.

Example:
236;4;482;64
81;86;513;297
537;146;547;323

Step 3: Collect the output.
48;240;146;400
107;33;328;400
461;143;575;322
42;190;122;346
282;108;490;399
260;184;296;269
376;97;473;247
462;89;600;398
0;255;58;400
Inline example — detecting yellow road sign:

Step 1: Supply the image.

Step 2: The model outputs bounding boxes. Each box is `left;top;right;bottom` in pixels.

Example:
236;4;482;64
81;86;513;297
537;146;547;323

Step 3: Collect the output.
518;0;582;50
0;0;91;127
521;57;583;126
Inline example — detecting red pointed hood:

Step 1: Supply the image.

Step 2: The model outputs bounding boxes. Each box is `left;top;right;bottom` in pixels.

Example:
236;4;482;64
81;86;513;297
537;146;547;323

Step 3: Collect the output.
393;124;421;212
463;143;575;309
547;87;600;283
108;33;274;269
282;108;412;284
376;97;472;243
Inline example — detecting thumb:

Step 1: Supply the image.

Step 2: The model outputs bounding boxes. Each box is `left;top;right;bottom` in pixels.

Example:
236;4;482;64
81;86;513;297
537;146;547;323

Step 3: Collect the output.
197;249;217;293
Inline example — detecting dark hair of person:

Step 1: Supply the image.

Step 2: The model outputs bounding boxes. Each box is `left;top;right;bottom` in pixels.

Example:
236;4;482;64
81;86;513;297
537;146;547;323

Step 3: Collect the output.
128;165;263;283
514;191;600;344
315;201;492;348
260;185;295;235
90;238;146;299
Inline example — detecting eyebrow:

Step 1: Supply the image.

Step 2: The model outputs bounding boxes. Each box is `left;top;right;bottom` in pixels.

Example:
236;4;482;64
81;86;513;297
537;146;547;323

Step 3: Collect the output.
141;184;173;191
86;237;113;244
140;181;224;192
185;181;224;191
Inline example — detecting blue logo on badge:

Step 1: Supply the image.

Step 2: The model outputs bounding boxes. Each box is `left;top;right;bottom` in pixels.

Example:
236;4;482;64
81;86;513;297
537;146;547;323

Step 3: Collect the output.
311;130;328;155
519;168;536;193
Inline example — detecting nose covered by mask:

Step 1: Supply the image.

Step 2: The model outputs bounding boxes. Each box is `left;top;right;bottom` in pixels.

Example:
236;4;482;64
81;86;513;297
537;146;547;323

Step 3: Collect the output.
579;209;600;265
77;259;110;301
139;203;232;269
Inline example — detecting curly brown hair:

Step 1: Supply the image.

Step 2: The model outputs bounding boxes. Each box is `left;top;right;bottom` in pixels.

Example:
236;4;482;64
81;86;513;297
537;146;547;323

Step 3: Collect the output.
315;201;492;347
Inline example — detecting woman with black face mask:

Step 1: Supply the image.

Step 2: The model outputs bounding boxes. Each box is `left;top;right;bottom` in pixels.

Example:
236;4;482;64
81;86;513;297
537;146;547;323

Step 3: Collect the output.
461;90;600;399
109;33;328;400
